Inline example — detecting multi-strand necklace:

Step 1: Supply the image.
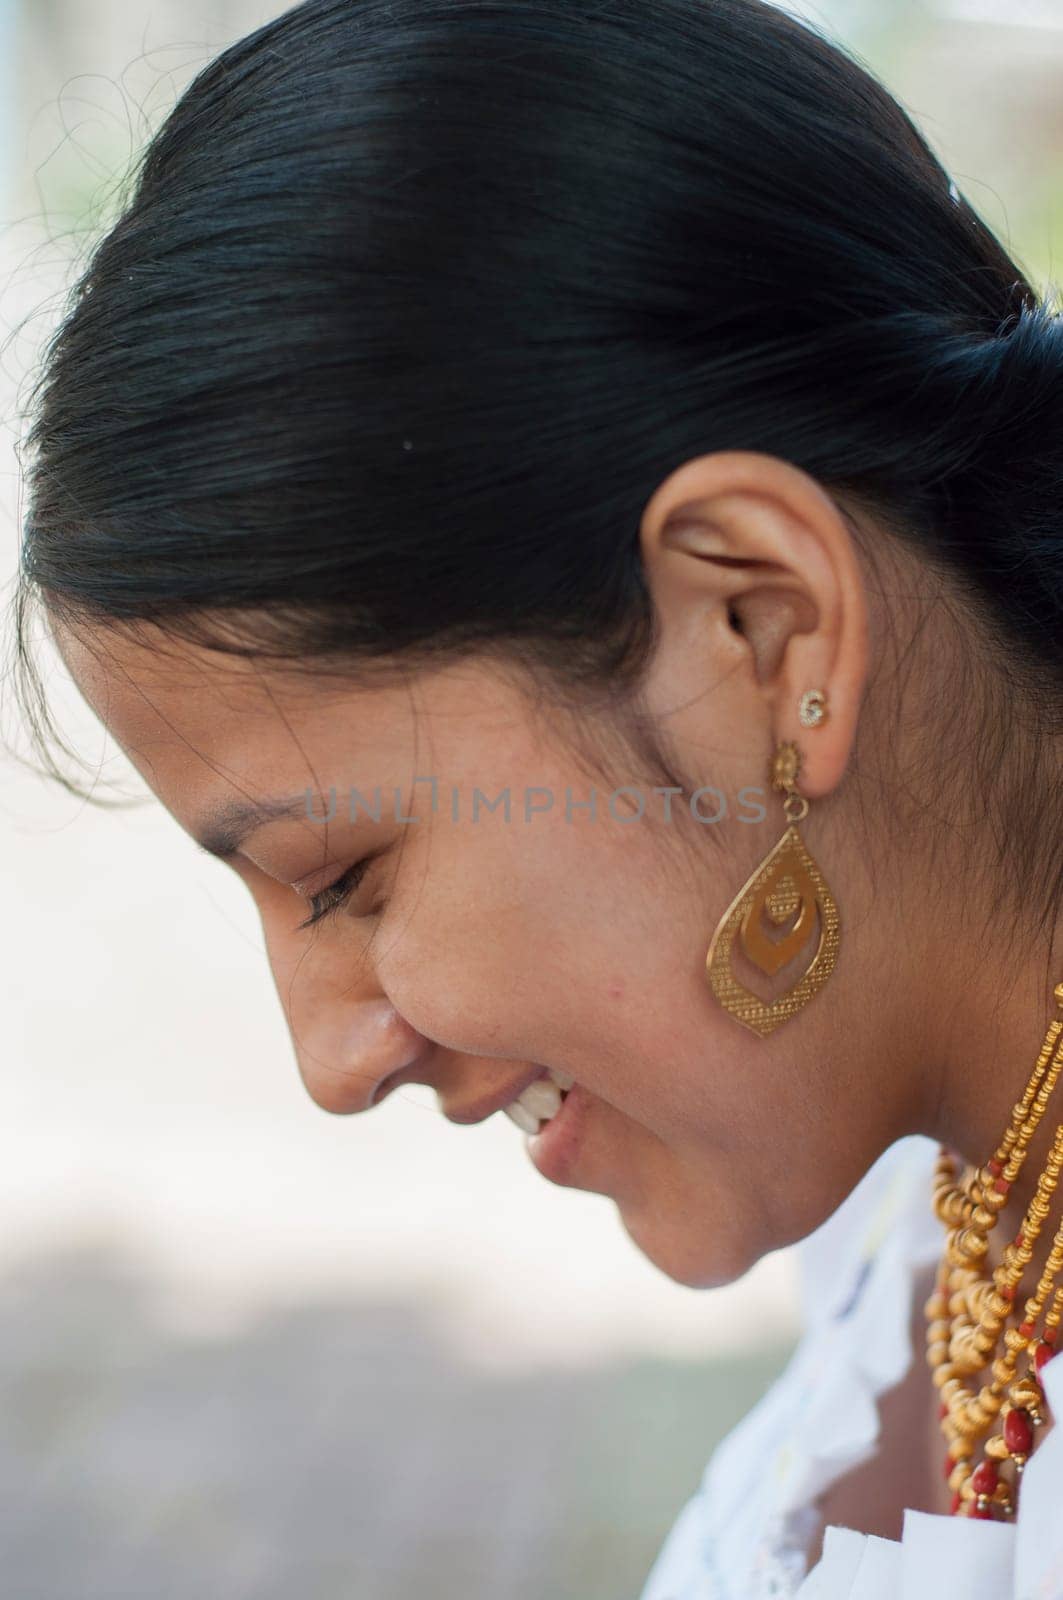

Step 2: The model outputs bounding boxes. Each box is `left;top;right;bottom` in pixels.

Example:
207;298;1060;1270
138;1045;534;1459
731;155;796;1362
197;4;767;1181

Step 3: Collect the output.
926;981;1063;1519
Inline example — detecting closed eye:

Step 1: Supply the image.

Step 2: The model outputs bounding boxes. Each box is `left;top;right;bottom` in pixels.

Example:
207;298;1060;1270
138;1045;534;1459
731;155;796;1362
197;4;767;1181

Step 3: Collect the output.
295;858;374;931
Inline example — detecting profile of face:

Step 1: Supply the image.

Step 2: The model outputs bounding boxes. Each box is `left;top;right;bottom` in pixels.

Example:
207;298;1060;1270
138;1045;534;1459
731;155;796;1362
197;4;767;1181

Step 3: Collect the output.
51;451;1003;1289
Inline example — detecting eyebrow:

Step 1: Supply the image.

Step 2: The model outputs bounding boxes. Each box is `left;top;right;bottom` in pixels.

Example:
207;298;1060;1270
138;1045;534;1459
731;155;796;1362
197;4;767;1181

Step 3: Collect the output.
194;794;333;859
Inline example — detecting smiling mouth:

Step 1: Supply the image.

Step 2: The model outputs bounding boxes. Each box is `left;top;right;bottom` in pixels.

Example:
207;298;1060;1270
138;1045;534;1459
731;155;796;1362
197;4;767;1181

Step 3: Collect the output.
501;1067;573;1134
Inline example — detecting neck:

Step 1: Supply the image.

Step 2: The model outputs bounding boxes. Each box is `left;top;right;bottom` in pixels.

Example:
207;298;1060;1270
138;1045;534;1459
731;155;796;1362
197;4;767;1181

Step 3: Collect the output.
926;944;1063;1283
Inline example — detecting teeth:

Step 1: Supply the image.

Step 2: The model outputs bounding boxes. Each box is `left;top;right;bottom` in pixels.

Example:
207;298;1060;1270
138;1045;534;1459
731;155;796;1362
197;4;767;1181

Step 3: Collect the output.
517;1079;563;1121
501;1070;575;1134
503;1102;541;1135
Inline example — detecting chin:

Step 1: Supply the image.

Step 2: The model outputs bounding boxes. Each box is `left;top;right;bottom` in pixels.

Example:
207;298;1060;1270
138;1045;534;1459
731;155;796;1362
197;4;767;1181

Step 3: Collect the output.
618;1203;763;1290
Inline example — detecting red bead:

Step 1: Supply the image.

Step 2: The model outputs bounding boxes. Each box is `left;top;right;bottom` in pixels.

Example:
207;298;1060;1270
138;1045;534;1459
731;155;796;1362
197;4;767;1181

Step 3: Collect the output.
1019;1321;1035;1339
971;1500;994;1520
994;1178;1011;1194
1035;1342;1056;1372
939;1401;949;1421
1004;1408;1034;1456
971;1460;998;1496
1045;1326;1059;1345
950;1491;962;1516
988;1159;1004;1177
1015;1232;1026;1249
1002;1284;1017;1302
943;1452;955;1481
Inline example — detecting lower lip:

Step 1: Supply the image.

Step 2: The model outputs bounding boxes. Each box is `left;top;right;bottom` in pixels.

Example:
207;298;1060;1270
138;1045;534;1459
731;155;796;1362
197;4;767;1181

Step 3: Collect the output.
524;1081;590;1184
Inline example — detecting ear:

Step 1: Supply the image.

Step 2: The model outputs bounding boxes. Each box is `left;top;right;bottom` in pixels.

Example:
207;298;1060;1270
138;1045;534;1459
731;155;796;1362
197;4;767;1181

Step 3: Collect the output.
637;450;870;800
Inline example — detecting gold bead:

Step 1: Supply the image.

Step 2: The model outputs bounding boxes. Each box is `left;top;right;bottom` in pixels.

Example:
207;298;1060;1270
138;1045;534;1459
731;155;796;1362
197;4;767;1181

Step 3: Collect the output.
993;1355;1018;1386
974;1385;1003;1418
948;1340;985;1377
926;980;1063;1518
965;1282;996;1319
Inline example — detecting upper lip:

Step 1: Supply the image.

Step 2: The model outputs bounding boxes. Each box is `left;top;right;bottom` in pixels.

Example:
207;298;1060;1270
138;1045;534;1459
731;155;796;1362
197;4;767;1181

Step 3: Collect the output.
442;1066;549;1125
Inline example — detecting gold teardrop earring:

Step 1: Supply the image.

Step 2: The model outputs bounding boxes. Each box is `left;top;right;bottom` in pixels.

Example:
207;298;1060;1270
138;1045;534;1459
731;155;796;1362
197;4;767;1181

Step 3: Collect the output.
705;691;840;1037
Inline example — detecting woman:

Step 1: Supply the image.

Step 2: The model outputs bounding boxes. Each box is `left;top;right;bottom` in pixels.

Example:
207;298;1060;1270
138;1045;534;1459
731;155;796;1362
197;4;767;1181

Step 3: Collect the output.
12;0;1063;1595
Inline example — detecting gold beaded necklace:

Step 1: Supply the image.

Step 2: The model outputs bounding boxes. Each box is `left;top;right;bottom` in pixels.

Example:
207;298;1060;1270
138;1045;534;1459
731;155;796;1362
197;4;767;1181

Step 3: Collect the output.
926;981;1063;1519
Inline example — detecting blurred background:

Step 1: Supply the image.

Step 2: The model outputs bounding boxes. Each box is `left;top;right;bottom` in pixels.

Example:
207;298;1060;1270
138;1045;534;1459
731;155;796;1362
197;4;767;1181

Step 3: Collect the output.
0;2;1060;1596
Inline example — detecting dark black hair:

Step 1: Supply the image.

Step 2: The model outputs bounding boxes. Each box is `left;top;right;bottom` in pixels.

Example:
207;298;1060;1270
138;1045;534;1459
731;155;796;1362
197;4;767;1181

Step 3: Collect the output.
11;0;1063;929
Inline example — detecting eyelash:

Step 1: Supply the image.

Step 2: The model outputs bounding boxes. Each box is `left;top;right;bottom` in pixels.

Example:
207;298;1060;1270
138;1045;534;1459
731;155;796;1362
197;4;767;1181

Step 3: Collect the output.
295;858;374;931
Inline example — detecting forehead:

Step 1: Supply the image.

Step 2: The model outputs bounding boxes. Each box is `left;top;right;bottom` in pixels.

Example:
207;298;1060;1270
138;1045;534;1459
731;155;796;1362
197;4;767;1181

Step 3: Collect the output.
49;617;417;831
53;618;320;755
49;616;535;814
50;615;556;814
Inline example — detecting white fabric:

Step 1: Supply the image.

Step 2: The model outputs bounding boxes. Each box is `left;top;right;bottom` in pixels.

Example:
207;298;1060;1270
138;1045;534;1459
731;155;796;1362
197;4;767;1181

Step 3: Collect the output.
638;1133;1063;1600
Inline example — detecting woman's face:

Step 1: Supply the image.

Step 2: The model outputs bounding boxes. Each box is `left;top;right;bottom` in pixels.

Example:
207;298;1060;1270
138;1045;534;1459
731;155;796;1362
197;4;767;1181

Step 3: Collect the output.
51;452;938;1287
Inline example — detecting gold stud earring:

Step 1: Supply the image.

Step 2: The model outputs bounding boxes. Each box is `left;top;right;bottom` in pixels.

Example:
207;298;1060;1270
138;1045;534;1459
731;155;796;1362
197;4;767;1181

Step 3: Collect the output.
704;707;840;1037
799;688;828;728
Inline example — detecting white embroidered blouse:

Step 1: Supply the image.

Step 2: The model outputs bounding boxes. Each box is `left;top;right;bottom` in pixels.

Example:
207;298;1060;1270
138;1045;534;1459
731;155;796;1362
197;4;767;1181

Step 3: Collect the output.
637;1133;1063;1600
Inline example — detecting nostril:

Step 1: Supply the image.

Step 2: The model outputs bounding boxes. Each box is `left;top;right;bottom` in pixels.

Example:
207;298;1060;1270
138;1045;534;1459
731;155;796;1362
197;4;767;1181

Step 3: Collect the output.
338;1002;430;1112
301;1002;431;1115
367;1054;433;1110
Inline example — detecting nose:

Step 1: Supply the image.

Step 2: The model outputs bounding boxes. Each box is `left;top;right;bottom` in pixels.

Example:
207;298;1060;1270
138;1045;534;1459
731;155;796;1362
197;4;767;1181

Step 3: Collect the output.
291;995;433;1115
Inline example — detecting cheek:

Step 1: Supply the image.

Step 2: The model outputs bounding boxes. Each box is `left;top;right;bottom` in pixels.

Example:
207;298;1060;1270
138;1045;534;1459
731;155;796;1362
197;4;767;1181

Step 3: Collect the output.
368;821;538;1051
373;817;628;1059
375;887;571;1058
373;875;708;1142
374;812;761;1124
